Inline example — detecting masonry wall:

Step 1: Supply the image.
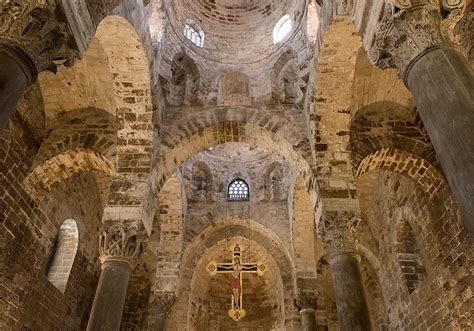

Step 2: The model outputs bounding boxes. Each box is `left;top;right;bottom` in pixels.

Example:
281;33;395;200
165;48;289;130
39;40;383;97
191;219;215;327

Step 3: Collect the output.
0;116;102;330
358;170;472;330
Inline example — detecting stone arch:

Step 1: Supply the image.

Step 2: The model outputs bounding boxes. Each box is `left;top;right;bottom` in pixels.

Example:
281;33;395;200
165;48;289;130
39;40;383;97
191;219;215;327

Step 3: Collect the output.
24;148;115;198
154;107;319;206
356;148;445;198
262;162;286;201
187;161;213;202
171;217;296;329
45;219;79;293
166;53;200;106
217;72;251;106
32;108;117;168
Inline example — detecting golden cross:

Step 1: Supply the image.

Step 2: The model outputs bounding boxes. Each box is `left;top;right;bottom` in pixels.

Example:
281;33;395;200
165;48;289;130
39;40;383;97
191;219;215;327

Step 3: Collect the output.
207;244;267;322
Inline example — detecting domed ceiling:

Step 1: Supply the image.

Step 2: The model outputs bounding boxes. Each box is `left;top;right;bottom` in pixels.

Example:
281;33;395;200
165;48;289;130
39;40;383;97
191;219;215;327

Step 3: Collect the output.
166;0;306;64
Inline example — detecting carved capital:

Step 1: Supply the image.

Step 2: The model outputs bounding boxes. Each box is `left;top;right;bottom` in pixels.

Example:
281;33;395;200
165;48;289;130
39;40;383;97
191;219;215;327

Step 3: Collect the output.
296;289;317;311
99;221;146;268
317;212;360;256
152;292;177;312
370;0;465;80
0;0;79;76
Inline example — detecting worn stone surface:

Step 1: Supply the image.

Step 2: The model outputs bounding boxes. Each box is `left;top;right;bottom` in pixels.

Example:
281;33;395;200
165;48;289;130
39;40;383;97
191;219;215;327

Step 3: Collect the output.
0;0;473;330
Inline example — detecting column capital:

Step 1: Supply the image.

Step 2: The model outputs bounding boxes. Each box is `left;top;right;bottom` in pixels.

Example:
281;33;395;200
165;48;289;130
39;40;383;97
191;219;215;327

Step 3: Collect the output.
151;292;177;312
0;0;79;77
99;220;147;268
317;212;360;257
296;289;317;311
369;0;466;82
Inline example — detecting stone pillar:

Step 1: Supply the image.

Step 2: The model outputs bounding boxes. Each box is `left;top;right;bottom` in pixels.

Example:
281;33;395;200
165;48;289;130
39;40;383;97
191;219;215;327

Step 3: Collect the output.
370;0;474;237
318;213;372;331
146;292;176;330
0;1;78;130
87;221;146;331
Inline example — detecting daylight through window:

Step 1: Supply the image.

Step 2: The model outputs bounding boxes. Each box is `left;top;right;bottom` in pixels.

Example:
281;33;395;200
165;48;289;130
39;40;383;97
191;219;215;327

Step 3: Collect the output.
273;14;292;44
184;22;204;48
228;179;250;201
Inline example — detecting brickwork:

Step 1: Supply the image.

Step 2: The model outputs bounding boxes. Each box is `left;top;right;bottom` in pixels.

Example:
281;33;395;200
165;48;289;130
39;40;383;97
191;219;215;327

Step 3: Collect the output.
0;1;473;330
1;118;102;330
357;168;472;330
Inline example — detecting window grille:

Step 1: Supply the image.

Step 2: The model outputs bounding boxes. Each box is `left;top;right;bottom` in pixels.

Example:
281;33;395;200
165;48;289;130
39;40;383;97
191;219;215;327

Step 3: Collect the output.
228;179;250;201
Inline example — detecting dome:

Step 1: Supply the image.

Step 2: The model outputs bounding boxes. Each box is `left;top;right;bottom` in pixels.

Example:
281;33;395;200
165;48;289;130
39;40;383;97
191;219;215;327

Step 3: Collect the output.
166;0;306;64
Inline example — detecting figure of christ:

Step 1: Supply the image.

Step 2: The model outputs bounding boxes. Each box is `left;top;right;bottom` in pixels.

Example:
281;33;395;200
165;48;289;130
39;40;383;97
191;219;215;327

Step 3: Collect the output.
231;257;243;308
207;244;267;320
223;256;255;309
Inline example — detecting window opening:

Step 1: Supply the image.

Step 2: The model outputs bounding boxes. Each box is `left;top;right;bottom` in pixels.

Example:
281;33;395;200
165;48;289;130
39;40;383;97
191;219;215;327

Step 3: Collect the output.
184;21;204;48
228;179;250;201
46;219;79;293
273;15;293;44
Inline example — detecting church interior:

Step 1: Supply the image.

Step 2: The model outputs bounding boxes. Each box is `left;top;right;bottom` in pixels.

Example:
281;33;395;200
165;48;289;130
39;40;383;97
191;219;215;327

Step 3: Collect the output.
0;0;473;330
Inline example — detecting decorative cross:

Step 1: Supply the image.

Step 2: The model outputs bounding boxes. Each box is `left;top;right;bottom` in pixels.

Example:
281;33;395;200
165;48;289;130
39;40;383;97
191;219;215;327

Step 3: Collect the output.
207;244;267;322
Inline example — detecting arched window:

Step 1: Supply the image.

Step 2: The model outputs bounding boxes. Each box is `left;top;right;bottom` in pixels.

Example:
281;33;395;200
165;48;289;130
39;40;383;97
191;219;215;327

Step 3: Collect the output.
183;20;204;48
228;179;250;201
45;219;79;293
273;15;293;44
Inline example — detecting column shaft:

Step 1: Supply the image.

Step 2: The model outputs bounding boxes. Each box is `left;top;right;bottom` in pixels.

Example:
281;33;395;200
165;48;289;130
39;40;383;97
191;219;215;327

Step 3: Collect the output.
300;308;317;331
87;260;132;331
0;48;34;130
406;46;474;236
329;253;371;331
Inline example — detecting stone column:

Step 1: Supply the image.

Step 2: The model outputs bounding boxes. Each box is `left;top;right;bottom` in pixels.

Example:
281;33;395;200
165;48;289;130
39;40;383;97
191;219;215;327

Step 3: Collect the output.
87;221;146;331
296;289;317;331
318;213;372;331
146;292;176;330
370;0;474;237
0;1;78;130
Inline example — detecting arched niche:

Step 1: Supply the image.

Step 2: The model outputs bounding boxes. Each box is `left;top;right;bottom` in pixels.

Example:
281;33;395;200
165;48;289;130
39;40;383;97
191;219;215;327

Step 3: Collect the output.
167;53;200;106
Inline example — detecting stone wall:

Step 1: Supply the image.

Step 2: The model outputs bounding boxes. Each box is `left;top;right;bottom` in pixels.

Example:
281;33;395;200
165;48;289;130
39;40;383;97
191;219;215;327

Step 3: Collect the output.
0;115;103;329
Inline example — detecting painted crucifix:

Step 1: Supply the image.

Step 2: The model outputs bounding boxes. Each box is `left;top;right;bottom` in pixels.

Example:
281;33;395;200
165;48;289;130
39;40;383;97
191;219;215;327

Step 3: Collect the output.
207;244;267;322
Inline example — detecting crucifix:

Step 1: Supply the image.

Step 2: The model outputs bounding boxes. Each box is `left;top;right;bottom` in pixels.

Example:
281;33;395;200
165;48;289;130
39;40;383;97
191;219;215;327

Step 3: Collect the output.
207;244;267;322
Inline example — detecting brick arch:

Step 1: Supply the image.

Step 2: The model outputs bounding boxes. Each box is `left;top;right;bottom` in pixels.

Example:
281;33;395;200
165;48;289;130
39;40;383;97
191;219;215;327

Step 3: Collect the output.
24;148;114;198
350;101;435;168
176;217;296;324
154;108;319;204
180;217;296;291
32;107;117;169
356;148;445;198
